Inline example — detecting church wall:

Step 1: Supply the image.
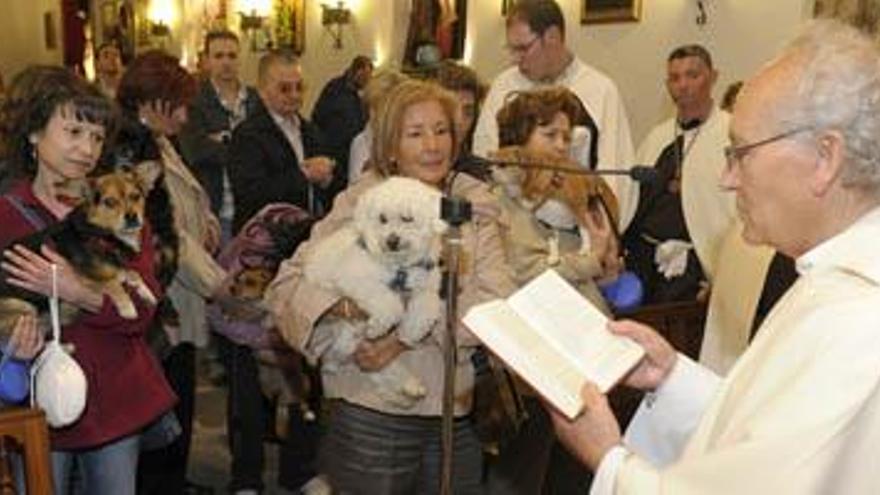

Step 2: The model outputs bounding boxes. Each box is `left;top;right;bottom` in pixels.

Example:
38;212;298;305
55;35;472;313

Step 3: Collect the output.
465;0;815;143
0;0;63;85
0;0;817;143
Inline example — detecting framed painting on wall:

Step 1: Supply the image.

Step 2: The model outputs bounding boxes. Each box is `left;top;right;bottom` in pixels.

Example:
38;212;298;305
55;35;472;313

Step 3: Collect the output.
275;0;306;54
581;0;642;25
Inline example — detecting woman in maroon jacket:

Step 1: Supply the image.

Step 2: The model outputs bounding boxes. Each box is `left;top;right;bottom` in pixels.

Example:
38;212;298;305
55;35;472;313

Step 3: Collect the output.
0;66;175;494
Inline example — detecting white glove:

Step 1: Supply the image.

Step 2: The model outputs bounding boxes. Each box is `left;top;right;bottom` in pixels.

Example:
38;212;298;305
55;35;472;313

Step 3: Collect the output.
654;239;693;279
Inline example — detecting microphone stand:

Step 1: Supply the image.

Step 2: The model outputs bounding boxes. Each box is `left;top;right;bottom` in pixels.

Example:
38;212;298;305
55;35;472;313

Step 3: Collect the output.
439;193;472;495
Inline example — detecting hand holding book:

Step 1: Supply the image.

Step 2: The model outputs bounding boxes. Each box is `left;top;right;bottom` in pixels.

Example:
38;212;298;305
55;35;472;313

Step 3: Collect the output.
606;320;678;391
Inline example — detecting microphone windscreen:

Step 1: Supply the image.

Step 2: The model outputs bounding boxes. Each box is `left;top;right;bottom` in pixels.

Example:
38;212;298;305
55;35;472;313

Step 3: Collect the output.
629;166;659;183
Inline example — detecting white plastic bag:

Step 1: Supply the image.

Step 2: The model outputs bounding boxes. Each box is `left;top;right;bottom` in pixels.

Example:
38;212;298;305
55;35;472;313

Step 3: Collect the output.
30;264;87;428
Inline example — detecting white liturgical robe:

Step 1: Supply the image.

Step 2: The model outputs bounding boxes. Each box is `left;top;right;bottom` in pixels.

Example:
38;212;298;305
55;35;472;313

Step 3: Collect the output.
591;206;880;495
634;108;736;283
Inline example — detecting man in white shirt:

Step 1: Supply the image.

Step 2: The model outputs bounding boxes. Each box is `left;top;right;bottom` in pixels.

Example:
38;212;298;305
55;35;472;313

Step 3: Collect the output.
94;42;123;98
472;0;636;227
624;45;736;304
551;20;880;495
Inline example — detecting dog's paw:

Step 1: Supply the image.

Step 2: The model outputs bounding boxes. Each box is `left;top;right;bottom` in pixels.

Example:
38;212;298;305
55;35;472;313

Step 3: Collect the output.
397;295;442;346
364;301;405;339
124;271;158;306
401;377;427;399
376;377;426;409
115;302;138;319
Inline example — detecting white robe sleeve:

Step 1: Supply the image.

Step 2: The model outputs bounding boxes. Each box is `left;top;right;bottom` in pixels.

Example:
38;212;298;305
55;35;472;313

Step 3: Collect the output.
593;86;636;232
472;80;506;157
624;354;720;466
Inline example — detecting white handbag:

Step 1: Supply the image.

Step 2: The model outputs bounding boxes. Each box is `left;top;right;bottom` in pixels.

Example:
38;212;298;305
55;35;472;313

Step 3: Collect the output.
30;264;88;428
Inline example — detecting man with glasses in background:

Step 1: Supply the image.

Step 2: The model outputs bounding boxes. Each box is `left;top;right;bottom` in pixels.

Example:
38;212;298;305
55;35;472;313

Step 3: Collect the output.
472;0;636;227
552;20;880;495
226;50;336;495
229;50;339;232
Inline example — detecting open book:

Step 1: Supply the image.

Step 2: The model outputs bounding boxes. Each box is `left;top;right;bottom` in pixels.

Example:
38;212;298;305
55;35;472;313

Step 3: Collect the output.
463;269;644;419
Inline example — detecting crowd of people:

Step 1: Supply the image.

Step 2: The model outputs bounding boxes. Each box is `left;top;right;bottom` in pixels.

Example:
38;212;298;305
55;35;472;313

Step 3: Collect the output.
1;0;880;493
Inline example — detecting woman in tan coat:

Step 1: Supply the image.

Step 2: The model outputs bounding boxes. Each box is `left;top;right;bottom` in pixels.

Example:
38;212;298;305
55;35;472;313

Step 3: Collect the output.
486;87;622;494
265;80;515;494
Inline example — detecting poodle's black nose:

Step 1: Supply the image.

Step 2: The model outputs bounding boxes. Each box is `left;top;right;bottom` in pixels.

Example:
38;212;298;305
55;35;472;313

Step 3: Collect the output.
386;234;401;251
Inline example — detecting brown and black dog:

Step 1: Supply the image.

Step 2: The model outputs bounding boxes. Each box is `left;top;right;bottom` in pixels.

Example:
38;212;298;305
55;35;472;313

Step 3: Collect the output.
492;145;620;226
0;162;162;338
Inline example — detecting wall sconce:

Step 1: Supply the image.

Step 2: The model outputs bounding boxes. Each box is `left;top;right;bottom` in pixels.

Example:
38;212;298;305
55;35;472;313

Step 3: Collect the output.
150;21;171;38
147;0;175;45
502;0;513;16
239;10;270;51
322;1;352;50
696;0;708;26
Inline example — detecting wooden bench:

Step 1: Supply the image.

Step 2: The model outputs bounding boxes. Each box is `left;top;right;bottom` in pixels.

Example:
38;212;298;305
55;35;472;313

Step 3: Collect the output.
0;407;52;495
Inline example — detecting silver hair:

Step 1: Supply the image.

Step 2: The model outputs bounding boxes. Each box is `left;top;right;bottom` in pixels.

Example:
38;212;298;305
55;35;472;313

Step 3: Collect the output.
776;20;880;194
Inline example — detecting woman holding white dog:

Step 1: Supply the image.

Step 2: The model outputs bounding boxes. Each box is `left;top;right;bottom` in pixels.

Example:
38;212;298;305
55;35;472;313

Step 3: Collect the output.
266;79;515;494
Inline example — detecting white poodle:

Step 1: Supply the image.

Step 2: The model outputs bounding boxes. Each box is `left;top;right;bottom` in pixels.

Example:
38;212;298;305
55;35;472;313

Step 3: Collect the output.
304;177;447;408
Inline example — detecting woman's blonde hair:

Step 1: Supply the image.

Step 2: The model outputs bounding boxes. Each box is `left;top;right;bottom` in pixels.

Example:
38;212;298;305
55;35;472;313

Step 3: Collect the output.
363;69;409;112
370;79;460;177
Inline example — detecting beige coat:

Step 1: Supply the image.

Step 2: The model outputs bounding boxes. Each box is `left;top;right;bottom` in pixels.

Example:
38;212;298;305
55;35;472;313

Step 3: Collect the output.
157;136;225;348
494;188;610;315
265;171;516;417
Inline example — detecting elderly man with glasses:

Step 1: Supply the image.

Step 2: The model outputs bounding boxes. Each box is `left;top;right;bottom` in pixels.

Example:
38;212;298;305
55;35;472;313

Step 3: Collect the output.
551;20;880;495
472;0;636;227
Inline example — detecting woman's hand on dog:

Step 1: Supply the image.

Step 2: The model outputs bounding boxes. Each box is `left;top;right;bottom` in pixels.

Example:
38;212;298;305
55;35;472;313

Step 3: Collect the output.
2;245;103;312
354;333;406;372
10;314;44;360
580;208;621;279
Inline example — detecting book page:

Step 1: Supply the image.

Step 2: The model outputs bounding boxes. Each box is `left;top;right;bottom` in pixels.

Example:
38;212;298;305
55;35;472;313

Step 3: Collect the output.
507;270;644;392
462;300;586;419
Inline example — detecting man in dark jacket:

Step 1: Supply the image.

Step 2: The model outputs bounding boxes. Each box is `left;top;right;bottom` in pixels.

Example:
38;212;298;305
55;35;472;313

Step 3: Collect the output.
310;55;373;184
179;30;260;234
229;50;340;234
227;51;338;494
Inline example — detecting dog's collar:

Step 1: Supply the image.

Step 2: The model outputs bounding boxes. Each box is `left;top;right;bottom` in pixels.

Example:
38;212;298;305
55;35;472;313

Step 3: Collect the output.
356;236;437;292
389;258;437;293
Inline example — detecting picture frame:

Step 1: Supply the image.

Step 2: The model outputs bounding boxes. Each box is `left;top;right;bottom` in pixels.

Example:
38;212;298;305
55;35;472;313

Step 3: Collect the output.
44;11;57;50
275;0;306;54
581;0;643;25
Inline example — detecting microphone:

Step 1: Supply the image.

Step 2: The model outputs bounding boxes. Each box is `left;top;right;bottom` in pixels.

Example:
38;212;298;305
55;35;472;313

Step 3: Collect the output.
464;153;657;183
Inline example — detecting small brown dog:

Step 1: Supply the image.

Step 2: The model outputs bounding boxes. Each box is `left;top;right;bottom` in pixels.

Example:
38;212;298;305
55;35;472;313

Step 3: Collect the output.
0;162;162;337
491;146;624;279
492;146;620;226
228;266;275;301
